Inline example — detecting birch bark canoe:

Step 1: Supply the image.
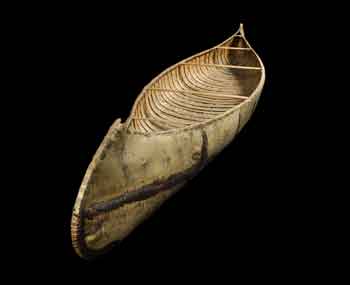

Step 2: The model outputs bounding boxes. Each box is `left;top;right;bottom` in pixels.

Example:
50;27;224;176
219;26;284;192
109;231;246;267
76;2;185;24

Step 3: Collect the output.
71;24;266;259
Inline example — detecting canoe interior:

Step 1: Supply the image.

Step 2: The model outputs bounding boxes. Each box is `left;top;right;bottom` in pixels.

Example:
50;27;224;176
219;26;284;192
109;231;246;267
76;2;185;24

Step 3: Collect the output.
128;35;262;133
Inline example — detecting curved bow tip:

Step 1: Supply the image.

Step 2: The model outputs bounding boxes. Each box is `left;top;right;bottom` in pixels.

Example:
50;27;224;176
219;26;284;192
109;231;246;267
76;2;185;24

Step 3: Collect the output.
239;23;245;37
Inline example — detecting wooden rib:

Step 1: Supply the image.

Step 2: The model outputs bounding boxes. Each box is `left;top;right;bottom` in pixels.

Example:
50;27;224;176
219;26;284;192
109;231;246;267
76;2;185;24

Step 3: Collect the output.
147;87;248;100
153;90;214;120
135;106;148;132
145;90;193;128
184;59;238;91
139;102;155;132
216;47;251;50
187;59;243;92
131;116;190;127
181;63;261;70
144;92;173;131
131;117;176;130
148;91;202;123
160;78;240;106
143;103;186;129
155;90;232;110
157;90;225;114
174;64;243;98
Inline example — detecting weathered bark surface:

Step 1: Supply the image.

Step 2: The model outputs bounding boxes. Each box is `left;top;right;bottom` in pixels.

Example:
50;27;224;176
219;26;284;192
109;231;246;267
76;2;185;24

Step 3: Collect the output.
71;24;265;259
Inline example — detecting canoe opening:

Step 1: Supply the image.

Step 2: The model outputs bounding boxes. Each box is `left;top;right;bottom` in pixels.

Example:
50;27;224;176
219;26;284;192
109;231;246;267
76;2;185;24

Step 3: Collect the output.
129;34;263;133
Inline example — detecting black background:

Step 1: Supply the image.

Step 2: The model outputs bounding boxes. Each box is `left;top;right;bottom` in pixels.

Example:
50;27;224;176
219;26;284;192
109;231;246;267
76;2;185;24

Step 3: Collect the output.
9;3;337;278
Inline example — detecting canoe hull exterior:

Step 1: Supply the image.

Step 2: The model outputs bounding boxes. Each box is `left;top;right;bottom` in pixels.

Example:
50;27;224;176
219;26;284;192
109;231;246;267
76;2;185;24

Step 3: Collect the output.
71;87;262;258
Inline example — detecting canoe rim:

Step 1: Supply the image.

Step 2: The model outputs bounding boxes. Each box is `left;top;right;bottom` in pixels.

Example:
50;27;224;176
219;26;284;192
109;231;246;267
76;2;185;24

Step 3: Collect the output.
126;24;266;136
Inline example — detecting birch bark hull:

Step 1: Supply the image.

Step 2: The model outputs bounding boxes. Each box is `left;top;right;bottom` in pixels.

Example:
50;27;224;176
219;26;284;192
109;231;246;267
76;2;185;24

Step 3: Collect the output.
71;24;265;259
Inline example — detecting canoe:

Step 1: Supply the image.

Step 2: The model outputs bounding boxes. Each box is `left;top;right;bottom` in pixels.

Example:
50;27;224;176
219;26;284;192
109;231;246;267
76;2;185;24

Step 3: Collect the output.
71;24;265;259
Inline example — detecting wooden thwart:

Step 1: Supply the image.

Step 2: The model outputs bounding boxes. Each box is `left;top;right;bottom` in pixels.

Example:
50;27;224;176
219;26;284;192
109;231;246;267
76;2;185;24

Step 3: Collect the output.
131;116;190;125
216;47;251;50
146;87;249;99
180;62;261;70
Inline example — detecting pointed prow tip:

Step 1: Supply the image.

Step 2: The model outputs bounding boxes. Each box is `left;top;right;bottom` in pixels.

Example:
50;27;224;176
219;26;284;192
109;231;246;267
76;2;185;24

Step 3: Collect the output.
109;118;126;140
239;23;245;37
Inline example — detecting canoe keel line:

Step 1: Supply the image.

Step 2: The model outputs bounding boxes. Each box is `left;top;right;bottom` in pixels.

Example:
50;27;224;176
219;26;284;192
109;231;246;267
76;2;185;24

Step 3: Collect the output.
71;24;265;259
